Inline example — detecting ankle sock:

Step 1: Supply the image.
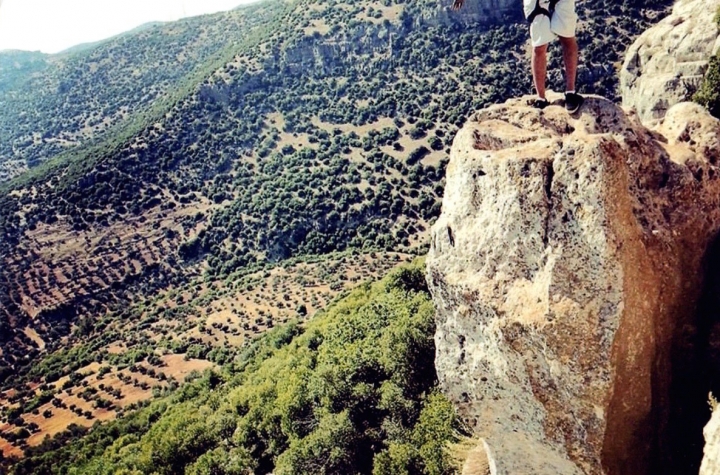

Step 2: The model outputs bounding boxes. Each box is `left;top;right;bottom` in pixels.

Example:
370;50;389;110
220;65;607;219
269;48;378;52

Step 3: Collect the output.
565;90;576;95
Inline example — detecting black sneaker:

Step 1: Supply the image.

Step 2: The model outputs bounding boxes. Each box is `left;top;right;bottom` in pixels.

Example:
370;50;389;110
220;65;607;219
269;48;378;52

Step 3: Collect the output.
529;97;550;109
565;92;584;114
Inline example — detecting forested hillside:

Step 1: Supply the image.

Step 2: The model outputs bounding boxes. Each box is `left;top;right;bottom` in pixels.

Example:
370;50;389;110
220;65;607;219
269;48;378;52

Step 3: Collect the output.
7;261;461;475
0;0;675;467
0;2;283;181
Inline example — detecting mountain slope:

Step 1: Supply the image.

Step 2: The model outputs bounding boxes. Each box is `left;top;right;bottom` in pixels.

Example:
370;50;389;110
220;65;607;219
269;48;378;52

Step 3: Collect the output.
0;0;675;461
6;260;460;475
0;1;285;181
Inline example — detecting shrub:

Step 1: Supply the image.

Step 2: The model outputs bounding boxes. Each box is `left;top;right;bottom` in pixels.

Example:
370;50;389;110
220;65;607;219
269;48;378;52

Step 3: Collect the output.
14;261;460;475
693;8;720;117
695;53;720;118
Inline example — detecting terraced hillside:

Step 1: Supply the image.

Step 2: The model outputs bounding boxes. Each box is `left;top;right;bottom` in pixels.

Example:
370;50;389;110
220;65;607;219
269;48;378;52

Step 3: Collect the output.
0;0;675;465
7;261;463;475
0;251;411;459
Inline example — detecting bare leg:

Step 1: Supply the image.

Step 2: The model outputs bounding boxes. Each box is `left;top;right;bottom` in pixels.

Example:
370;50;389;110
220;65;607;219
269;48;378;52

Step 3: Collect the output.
532;45;547;99
532;44;549;99
559;36;578;92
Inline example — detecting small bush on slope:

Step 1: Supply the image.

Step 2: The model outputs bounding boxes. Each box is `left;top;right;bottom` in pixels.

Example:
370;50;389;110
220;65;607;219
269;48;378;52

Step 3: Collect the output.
694;9;720;118
11;259;460;475
695;56;720;118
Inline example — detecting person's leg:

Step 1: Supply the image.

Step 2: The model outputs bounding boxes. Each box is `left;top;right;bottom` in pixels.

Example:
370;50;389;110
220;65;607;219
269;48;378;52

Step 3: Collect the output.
532;44;549;99
525;0;554;107
558;35;578;92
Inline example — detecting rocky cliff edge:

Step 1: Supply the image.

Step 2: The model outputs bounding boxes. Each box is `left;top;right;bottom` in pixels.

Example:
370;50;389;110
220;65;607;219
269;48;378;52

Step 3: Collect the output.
426;93;720;475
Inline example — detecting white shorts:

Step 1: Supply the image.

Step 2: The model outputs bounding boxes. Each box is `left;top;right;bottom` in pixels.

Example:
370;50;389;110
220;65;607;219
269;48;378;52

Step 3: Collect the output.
524;0;577;47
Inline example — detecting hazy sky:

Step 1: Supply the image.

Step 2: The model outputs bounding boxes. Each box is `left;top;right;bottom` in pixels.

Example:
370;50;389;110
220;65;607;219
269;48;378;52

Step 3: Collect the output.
0;0;257;54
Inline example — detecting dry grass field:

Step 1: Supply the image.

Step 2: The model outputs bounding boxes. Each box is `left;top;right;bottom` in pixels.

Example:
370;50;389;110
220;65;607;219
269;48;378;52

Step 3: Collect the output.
0;357;214;458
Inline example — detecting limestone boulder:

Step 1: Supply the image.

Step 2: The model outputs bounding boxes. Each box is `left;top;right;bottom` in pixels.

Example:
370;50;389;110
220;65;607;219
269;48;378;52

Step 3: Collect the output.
426;94;720;475
620;0;720;124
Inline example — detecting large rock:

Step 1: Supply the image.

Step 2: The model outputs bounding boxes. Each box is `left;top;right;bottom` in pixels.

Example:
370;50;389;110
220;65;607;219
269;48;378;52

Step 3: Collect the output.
701;405;720;475
426;94;720;475
621;0;720;124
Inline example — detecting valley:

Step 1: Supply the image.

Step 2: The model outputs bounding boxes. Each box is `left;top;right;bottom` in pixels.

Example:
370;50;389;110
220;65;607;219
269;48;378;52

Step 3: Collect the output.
0;0;678;471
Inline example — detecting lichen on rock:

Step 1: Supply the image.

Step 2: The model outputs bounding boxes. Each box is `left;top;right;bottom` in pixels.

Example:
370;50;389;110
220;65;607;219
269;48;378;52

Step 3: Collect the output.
426;92;720;474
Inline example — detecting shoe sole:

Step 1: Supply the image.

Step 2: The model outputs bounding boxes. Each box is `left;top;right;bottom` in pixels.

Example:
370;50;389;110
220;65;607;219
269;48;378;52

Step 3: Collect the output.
565;96;584;114
528;100;549;110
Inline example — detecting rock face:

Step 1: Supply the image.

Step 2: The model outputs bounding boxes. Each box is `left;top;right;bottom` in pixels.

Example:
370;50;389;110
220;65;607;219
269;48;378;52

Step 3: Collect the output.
426;94;720;475
423;0;522;27
621;0;720;124
701;405;720;475
270;0;524;76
